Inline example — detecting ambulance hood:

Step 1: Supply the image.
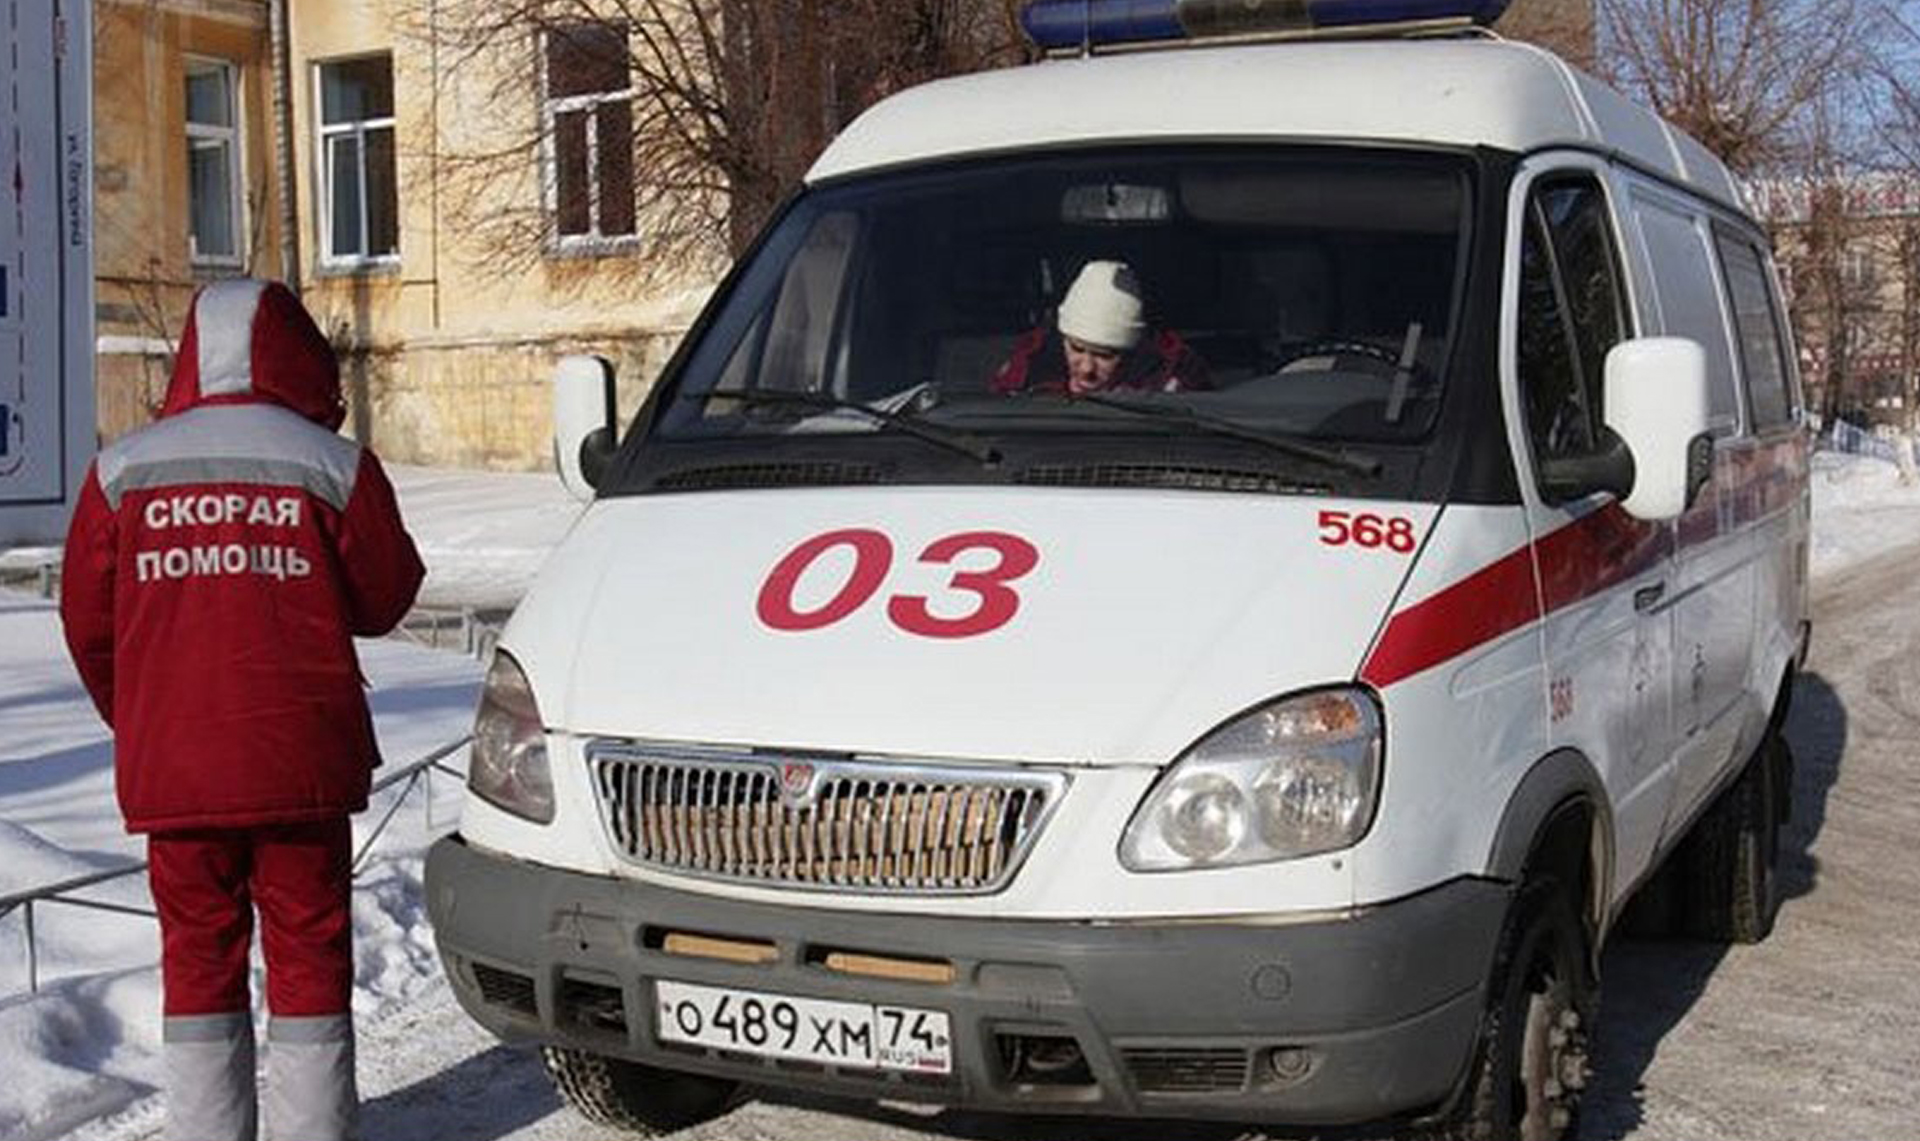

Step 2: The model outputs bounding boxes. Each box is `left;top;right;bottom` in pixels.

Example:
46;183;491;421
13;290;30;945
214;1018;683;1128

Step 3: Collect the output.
506;488;1430;767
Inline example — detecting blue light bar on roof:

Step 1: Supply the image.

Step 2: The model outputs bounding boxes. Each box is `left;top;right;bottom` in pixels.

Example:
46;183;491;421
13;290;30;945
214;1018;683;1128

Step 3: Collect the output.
1022;0;1513;50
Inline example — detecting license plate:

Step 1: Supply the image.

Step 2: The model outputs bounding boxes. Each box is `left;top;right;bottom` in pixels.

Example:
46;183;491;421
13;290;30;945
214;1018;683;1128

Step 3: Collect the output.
654;980;952;1074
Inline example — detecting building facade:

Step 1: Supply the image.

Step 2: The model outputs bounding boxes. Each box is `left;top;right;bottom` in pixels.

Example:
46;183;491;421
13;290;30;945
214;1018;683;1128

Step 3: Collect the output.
93;0;700;466
94;0;285;439
1498;0;1596;69
93;0;1597;469
1751;176;1920;430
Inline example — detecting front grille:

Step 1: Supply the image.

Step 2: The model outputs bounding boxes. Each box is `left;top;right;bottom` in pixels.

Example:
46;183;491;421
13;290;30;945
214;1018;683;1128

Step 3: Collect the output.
1123;1047;1251;1093
1017;463;1324;495
588;743;1066;894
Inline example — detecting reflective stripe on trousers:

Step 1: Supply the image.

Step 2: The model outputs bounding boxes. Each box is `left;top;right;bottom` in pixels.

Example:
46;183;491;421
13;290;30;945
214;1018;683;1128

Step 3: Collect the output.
165;1012;256;1141
163;1013;357;1141
265;1014;357;1141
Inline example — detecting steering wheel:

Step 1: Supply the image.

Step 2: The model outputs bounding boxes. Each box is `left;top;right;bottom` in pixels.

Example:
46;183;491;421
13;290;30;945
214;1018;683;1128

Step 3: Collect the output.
1270;339;1409;376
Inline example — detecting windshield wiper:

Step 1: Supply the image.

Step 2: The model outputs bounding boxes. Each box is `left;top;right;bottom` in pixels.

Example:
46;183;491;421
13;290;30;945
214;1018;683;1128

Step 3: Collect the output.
687;389;1000;466
1066;391;1382;477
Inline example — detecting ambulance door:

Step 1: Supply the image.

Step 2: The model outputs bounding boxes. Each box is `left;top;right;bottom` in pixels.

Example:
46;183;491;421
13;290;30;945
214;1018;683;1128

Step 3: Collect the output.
1504;161;1675;895
1625;185;1758;833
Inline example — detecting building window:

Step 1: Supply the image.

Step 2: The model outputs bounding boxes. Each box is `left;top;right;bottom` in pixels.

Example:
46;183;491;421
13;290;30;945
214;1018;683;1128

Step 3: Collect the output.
186;58;243;265
544;23;636;245
317;55;398;263
1843;243;1872;289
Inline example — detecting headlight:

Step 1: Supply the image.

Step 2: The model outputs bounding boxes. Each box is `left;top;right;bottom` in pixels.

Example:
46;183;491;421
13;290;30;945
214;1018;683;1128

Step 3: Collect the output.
468;650;555;824
1121;688;1382;871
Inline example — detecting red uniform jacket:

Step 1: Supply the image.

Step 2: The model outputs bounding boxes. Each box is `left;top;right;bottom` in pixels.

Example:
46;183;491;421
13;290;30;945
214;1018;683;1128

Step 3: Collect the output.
61;280;425;833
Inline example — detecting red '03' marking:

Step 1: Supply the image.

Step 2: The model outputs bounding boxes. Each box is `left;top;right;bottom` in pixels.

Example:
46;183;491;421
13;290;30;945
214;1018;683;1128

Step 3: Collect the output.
758;529;1039;639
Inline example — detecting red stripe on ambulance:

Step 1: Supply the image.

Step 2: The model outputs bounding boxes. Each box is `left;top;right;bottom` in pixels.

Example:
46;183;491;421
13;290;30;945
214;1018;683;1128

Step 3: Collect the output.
1361;504;1670;689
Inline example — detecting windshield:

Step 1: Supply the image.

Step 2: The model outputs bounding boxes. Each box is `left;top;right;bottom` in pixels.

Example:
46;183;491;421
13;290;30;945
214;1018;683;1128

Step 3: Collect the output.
643;146;1474;485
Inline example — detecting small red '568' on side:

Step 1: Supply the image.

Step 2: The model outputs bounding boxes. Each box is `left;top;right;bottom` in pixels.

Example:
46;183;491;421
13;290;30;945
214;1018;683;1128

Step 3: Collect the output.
1318;510;1417;554
757;528;1040;639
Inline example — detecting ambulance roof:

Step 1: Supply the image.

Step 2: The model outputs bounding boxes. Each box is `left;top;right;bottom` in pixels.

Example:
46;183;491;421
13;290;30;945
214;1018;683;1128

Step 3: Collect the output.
808;37;1746;216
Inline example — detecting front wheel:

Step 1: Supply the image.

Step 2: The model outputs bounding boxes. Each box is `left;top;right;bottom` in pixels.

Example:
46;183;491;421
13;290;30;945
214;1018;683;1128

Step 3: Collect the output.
1442;879;1595;1141
542;1047;739;1135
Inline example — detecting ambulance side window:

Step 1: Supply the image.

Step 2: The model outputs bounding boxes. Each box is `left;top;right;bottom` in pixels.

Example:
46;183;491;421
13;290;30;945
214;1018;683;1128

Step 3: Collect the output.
1632;193;1742;434
1713;231;1796;430
1517;176;1628;466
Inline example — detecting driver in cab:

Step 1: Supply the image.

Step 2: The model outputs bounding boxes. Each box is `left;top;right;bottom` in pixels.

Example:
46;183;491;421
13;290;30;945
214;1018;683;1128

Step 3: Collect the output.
991;260;1210;397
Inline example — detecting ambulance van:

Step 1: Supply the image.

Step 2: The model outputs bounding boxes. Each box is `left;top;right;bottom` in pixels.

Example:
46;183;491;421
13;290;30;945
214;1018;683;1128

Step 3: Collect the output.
426;2;1810;1136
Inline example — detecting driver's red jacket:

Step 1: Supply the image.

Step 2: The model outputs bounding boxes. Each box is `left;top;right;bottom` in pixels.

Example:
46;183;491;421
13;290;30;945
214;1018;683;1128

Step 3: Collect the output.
990;326;1211;395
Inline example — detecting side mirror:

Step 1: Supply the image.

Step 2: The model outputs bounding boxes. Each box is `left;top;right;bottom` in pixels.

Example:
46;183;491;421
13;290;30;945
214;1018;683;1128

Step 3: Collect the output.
1603;337;1714;522
553;355;618;502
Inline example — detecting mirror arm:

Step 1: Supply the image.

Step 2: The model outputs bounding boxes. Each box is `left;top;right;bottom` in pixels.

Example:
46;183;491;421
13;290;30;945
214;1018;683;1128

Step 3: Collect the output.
1538;429;1636;505
1684;433;1714;510
580;427;616;491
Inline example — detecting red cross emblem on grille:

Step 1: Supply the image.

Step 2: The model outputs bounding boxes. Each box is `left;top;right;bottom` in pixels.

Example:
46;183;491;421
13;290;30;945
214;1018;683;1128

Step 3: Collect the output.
779;761;815;805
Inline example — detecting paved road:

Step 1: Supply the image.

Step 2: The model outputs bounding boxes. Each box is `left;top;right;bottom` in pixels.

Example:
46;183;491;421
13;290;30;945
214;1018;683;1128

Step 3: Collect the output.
339;545;1920;1141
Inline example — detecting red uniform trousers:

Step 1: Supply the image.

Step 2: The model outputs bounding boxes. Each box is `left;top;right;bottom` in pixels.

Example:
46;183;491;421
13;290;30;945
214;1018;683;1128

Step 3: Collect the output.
148;819;354;1016
149;819;358;1141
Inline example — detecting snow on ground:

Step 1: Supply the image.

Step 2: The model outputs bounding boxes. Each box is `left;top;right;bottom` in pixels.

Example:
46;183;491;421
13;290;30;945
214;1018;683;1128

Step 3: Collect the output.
1809;448;1920;578
388;464;584;611
1;451;1917;1141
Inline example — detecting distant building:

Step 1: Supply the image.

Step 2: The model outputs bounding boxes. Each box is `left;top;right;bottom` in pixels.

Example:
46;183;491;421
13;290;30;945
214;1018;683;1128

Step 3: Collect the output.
92;0;1601;470
1749;175;1920;429
93;0;285;440
1497;0;1597;69
92;0;695;468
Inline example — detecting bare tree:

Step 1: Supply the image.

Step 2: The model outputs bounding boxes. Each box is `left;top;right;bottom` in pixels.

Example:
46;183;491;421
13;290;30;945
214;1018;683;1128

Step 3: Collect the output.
1597;0;1876;176
1497;0;1597;70
1597;0;1920;424
401;0;1023;283
1872;8;1920;427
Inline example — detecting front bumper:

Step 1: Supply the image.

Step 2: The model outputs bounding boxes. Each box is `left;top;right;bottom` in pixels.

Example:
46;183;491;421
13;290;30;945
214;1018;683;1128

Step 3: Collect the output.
425;835;1509;1127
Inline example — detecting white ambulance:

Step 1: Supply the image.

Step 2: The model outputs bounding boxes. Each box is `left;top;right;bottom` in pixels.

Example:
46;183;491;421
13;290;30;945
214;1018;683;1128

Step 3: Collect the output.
426;3;1810;1137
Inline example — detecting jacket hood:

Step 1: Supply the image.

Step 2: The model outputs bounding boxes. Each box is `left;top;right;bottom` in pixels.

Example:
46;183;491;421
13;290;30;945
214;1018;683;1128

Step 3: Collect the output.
161;279;344;430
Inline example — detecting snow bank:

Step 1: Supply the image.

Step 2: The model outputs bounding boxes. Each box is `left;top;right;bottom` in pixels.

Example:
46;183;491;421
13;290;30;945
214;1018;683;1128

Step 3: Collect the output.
0;970;160;1141
388;464;582;611
1811;448;1920;578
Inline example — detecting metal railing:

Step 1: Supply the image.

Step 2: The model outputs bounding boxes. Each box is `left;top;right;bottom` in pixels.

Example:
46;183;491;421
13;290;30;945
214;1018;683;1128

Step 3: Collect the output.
0;549;60;599
392;605;508;660
0;734;472;996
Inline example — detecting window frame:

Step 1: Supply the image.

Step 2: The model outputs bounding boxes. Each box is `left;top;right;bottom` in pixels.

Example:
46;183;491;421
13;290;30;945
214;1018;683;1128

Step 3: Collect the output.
1710;223;1800;433
313;53;399;269
185;55;246;268
540;22;639;254
1628;184;1747;438
1503;160;1638;503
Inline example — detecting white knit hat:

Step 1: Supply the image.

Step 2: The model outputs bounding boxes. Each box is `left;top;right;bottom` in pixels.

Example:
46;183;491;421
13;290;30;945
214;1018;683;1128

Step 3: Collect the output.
1057;260;1145;352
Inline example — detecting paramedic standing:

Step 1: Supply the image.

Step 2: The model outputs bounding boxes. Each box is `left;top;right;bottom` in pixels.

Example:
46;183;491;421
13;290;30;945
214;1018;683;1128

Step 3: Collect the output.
992;259;1210;396
60;279;425;1141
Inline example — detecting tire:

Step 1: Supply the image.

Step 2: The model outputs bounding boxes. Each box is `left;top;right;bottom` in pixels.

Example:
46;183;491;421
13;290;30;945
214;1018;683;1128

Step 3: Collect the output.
1614;853;1682;939
1441;879;1595;1141
541;1047;739;1135
1682;738;1781;944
